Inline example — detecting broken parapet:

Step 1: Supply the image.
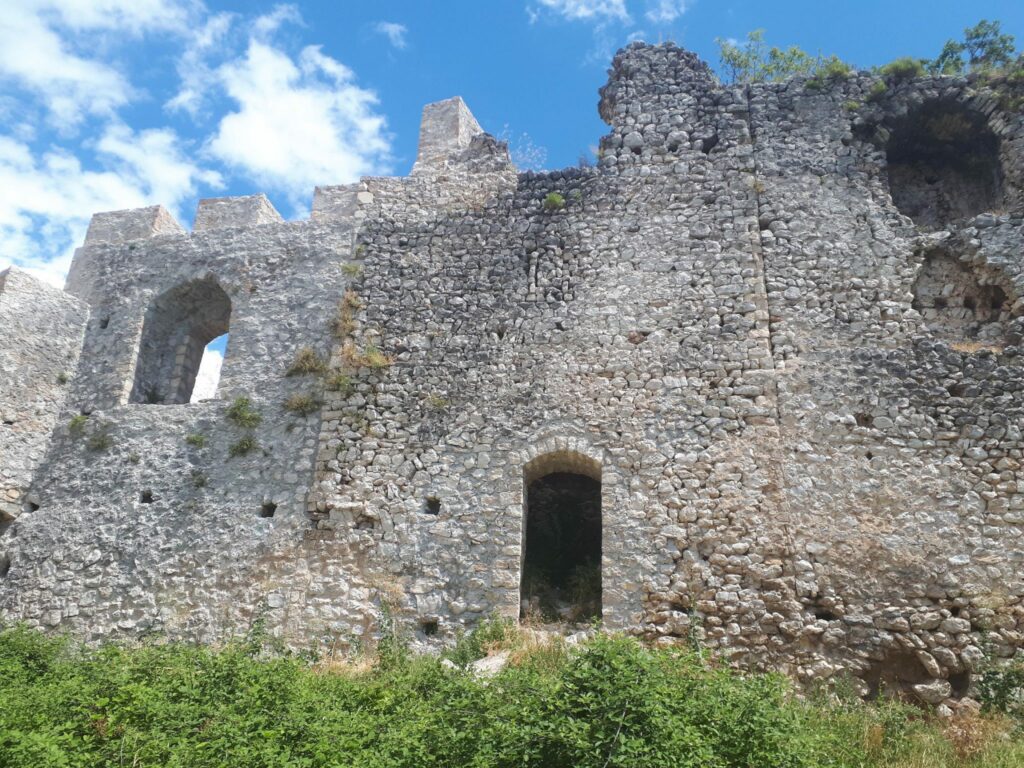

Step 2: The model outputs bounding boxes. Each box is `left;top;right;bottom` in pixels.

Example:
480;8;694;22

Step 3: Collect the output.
194;194;284;231
411;97;486;175
0;267;87;522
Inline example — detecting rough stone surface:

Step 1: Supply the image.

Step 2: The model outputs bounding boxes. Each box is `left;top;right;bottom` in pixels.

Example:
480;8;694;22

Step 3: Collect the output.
2;46;1024;699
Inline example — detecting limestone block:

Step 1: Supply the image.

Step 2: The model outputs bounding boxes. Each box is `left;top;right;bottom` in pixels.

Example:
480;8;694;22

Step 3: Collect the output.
84;205;184;244
193;194;283;231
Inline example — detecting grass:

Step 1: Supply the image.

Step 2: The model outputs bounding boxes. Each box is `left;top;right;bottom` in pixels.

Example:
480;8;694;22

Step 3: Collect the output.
286;347;328;376
226;396;262;429
228;435;258;457
0;622;1020;768
283;393;320;416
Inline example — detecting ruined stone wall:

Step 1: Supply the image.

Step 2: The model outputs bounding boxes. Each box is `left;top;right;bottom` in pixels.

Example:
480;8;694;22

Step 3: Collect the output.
1;45;1022;706
0;268;86;525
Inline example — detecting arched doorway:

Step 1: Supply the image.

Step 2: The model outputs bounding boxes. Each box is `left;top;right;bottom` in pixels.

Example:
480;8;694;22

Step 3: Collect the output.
521;451;601;622
130;277;231;405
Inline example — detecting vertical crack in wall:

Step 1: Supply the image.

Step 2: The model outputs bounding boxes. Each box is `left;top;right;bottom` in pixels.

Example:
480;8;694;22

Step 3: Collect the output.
739;82;797;559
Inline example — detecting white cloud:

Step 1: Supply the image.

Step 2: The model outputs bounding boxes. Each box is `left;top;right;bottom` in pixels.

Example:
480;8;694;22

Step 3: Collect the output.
533;0;630;22
0;126;221;287
166;11;235;116
374;21;408;49
190;346;223;401
207;38;391;209
0;0;196;126
644;0;688;24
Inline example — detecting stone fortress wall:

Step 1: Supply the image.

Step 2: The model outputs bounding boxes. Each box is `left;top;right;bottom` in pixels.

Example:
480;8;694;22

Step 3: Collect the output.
2;43;1023;705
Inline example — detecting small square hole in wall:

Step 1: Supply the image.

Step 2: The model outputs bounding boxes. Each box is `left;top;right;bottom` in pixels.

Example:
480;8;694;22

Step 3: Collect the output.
99;316;110;330
140;490;154;504
260;502;277;518
424;496;441;515
420;619;438;636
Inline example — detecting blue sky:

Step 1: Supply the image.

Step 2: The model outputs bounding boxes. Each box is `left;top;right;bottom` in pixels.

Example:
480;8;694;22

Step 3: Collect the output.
2;0;1024;289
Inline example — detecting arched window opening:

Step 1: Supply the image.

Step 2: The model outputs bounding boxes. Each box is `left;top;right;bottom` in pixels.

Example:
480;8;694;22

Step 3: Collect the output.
190;333;228;402
130;278;231;405
885;99;1003;229
912;248;1013;344
521;451;601;623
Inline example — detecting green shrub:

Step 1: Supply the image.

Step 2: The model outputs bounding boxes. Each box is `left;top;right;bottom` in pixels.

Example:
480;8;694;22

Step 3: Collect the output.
68;414;87;435
542;192;566;211
979;662;1024;720
226;397;261;428
286;347;327;376
880;57;927;80
228;435;258;457
341;263;363;277
443;614;516;668
0;624;1020;768
185;433;207;448
866;80;888;101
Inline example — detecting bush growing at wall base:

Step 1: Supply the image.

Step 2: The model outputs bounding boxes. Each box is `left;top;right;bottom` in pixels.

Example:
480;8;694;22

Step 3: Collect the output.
1;624;1023;768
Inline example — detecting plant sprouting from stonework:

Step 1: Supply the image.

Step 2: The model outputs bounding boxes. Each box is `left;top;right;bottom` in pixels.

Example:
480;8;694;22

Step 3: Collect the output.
226;397;262;428
426;393;449;410
325;373;354;395
68;414;88;435
716;30;851;84
186;433;207;448
87;430;112;452
341;263;363;278
228;435;259;458
332;290;362;340
542;192;565;212
286;347;327;376
340;340;392;371
284;393;320;416
931;19;1017;75
879;57;927;81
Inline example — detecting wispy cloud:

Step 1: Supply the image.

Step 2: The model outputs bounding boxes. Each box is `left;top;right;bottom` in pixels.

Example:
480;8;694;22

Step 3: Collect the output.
532;0;630;23
644;0;688;24
374;21;408;49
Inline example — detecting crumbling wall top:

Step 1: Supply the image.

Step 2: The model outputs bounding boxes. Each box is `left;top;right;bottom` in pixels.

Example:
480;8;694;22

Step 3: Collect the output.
598;42;718;124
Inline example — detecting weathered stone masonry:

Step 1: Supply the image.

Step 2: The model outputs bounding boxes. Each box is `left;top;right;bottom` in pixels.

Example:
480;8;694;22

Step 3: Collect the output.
2;43;1024;705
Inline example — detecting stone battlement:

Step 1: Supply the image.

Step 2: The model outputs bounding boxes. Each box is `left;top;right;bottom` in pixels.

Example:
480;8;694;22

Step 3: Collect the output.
2;43;1024;706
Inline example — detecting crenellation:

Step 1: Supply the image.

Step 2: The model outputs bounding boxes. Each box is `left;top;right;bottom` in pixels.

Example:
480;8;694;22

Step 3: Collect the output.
193;194;284;231
83;204;185;245
2;46;1024;708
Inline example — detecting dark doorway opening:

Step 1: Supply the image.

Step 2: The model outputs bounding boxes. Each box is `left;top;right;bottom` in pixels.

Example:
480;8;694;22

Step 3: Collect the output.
884;99;1003;229
521;471;601;622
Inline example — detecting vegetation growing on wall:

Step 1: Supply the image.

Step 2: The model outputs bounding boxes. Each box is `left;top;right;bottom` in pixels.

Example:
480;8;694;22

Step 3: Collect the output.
0;623;1022;767
717;20;1022;86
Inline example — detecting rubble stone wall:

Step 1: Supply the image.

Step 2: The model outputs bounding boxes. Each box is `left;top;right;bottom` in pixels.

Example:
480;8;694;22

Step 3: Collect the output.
1;46;1022;703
